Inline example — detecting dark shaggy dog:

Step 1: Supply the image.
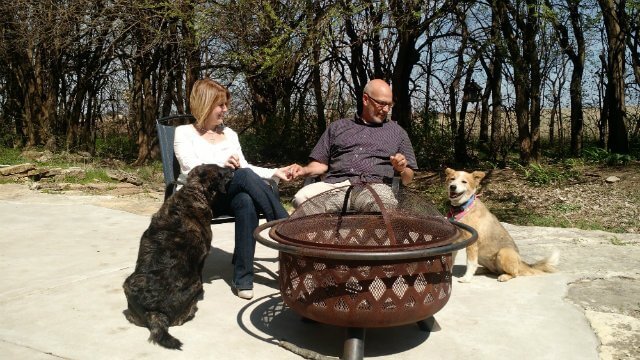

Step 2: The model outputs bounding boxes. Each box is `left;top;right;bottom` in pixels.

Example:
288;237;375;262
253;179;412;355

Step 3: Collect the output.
122;164;233;350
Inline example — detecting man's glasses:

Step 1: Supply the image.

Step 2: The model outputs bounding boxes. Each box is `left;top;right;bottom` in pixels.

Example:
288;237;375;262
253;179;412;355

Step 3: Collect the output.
365;93;394;109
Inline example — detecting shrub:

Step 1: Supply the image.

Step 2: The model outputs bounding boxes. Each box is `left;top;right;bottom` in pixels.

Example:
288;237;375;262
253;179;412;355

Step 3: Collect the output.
95;135;137;162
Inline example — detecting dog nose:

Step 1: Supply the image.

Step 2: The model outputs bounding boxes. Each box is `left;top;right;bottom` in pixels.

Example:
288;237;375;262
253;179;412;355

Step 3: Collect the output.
449;184;456;191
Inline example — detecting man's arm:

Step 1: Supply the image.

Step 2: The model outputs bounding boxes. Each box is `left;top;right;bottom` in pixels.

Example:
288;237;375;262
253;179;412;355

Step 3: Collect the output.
390;153;415;185
399;167;414;185
290;160;329;179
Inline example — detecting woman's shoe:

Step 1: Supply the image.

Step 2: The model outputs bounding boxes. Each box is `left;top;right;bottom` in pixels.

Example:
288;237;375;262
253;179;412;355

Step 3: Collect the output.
236;288;253;300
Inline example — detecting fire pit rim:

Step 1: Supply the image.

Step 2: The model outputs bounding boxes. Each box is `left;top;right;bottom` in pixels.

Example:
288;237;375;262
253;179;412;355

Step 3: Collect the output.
253;219;478;261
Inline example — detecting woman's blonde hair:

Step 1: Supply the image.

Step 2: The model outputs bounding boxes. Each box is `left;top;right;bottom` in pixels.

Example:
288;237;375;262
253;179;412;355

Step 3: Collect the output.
189;78;230;127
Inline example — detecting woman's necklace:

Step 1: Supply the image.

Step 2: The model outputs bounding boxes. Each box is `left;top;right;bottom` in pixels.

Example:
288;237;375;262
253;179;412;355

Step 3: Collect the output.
196;125;225;143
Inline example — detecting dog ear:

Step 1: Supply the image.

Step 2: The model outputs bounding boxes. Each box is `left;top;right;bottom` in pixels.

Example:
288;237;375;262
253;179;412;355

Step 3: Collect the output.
444;167;455;177
216;167;232;194
472;171;486;183
186;166;207;192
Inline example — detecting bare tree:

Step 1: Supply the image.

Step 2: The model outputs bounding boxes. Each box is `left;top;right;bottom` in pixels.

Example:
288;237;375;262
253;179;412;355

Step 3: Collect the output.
389;0;452;134
0;0;120;151
598;0;630;154
496;0;547;164
544;0;587;155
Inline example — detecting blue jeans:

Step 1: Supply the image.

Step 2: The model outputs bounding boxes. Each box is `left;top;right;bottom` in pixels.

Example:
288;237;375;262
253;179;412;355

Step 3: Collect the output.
225;168;288;290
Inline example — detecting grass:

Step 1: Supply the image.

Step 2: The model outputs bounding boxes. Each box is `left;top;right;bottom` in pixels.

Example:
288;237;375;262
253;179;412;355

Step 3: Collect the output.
62;168;117;184
0;147;27;165
511;161;581;187
551;203;581;213
609;236;627;246
0;146;164;187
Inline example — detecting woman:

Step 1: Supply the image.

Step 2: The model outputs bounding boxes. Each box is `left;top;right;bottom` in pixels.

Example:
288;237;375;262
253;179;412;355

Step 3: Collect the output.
174;78;292;300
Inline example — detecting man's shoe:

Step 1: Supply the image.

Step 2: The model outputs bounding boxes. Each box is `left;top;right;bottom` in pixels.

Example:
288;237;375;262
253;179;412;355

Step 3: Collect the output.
236;289;253;300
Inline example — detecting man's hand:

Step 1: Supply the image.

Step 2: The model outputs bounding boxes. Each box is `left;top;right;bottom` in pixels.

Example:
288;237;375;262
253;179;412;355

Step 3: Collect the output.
288;164;306;179
390;153;408;173
287;161;328;179
391;153;414;185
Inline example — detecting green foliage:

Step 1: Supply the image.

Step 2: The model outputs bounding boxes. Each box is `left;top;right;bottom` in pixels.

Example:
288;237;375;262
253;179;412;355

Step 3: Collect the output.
95;135;138;162
418;185;450;215
582;146;612;162
609;236;626;246
62;168;117;185
511;162;579;186
0;119;17;148
551;203;581;213
582;146;633;165
239;115;313;165
124;161;164;185
411;110;454;169
0;147;27;165
524;214;573;228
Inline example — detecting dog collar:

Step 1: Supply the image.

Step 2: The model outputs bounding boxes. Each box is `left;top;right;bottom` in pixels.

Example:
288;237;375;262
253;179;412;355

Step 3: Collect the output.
447;194;476;221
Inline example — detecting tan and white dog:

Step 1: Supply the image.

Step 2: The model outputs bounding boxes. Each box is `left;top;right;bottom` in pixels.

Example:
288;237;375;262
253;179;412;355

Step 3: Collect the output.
445;168;559;282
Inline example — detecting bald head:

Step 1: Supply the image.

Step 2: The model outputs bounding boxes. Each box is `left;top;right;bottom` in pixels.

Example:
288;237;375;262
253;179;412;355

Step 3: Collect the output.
362;79;393;124
363;79;392;98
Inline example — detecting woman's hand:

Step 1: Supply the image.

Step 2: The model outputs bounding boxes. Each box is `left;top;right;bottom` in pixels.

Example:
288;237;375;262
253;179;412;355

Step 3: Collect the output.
274;165;295;181
224;154;240;169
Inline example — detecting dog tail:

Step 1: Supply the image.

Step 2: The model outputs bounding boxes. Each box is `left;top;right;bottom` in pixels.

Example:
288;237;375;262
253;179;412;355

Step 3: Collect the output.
147;312;183;350
521;249;560;275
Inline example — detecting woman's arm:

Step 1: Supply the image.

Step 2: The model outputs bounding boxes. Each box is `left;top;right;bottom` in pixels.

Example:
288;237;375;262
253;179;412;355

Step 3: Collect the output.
174;125;206;174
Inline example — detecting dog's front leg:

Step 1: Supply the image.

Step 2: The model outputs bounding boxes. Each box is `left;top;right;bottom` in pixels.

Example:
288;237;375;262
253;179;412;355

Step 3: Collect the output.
459;243;479;283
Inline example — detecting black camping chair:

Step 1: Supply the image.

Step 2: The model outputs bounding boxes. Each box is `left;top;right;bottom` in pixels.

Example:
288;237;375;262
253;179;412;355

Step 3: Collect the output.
156;114;279;224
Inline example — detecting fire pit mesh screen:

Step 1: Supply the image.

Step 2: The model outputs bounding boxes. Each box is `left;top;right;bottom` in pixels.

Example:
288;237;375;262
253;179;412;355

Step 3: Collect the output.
271;184;458;252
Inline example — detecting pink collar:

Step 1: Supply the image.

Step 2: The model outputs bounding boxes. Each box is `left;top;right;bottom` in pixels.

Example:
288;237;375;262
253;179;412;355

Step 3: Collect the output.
447;194;476;221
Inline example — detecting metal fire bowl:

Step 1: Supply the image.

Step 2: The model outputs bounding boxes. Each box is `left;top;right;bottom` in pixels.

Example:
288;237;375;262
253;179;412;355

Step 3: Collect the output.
254;219;477;329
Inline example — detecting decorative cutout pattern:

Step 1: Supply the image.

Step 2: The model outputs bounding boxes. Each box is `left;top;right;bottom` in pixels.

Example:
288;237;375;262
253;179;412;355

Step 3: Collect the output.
278;252;453;328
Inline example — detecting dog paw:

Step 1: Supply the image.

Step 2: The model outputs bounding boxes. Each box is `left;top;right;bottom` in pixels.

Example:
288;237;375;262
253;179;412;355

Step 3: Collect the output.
497;274;513;282
458;277;472;283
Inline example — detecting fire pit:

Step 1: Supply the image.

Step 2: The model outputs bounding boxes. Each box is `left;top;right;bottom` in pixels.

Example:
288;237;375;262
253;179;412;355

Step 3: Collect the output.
254;184;477;359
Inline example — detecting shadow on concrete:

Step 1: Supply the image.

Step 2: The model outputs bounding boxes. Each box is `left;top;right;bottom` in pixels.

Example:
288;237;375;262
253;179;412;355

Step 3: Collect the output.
236;293;435;358
201;248;279;290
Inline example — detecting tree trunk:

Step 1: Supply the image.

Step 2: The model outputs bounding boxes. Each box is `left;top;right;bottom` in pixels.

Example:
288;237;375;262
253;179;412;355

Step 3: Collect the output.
567;0;586;155
343;12;369;114
312;41;326;139
497;0;532;164
526;0;541;162
391;39;419;133
598;0;629;154
546;0;586;155
489;0;505;163
456;69;475;163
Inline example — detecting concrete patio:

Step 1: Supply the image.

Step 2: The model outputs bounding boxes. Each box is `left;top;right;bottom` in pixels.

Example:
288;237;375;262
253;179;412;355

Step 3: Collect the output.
1;184;638;359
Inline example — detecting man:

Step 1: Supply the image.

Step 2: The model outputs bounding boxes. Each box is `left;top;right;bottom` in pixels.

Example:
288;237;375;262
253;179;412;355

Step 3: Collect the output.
290;79;417;211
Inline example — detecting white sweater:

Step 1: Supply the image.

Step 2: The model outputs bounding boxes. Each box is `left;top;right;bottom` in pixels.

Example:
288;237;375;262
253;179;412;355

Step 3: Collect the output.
174;124;277;180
